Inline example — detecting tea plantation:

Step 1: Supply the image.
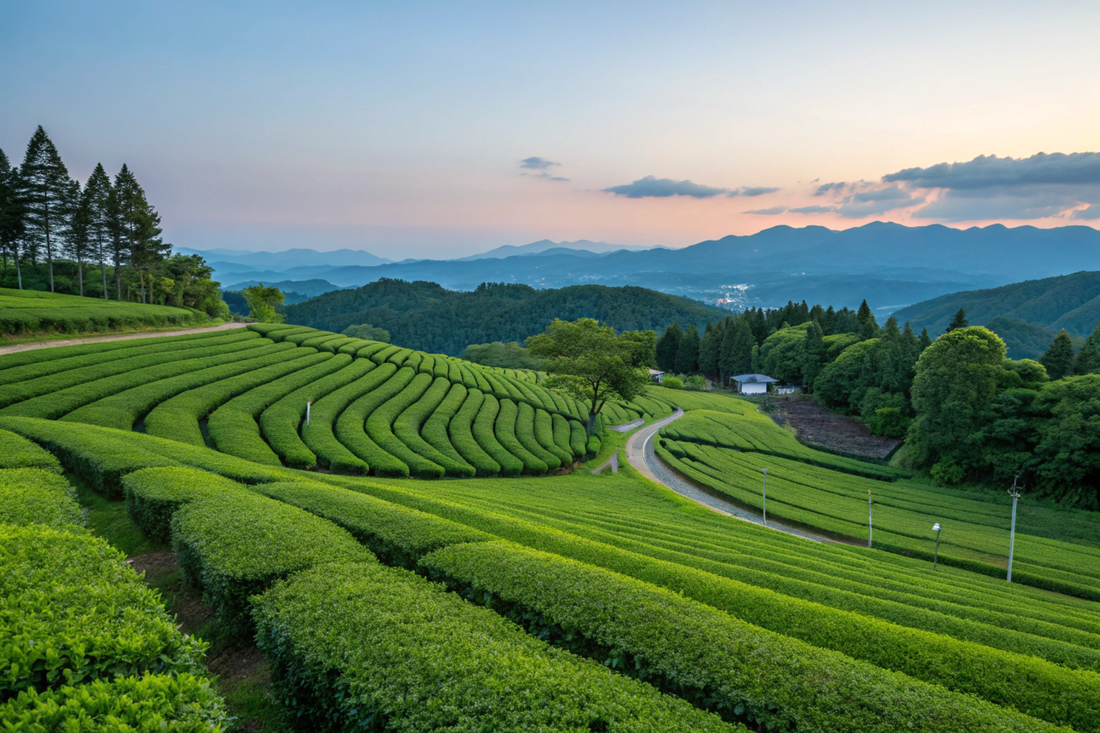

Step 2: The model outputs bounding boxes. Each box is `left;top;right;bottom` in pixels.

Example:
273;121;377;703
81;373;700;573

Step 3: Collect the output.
1;322;1099;731
0;287;214;339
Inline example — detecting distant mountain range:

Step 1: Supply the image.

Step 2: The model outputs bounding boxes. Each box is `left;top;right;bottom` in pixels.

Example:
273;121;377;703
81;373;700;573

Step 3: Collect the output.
893;271;1100;359
190;223;1100;315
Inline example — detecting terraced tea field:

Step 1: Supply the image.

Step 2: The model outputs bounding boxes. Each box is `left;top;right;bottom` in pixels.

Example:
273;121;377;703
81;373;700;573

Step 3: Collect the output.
0;287;212;339
2;324;1099;731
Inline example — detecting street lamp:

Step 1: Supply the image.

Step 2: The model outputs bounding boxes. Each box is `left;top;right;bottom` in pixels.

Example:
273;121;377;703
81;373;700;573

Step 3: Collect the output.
761;468;767;527
1007;474;1021;583
932;523;942;571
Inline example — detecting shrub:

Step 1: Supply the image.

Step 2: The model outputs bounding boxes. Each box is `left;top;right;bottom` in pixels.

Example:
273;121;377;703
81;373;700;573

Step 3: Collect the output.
663;376;684;389
171;487;372;635
0;672;228;731
254;562;740;733
569;419;588;457
0;468;83;530
586;433;601;456
394;376;476;477
495;399;548;474
683;374;707;391
253;480;492;569
123;467;242;543
422;541;1066;733
0;525;207;698
517;402;561;469
0;429;62;472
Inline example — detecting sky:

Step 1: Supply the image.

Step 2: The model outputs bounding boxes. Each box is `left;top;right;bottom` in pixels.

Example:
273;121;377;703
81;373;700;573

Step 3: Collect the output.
3;1;1100;259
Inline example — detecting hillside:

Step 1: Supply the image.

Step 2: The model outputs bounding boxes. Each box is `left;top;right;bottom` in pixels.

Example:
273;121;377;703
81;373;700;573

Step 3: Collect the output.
0;287;215;341
892;271;1100;352
284;279;727;354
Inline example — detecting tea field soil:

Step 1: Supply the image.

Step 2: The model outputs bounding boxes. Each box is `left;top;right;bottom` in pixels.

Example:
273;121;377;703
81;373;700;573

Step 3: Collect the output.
0;321;247;355
627;408;830;544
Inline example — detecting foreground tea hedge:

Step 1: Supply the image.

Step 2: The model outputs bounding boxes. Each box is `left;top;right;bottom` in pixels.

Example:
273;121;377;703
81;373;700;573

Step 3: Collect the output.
254;562;743;733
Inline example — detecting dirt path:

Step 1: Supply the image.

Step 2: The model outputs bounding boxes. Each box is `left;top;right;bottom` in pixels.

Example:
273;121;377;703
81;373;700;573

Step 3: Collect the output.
625;409;830;543
0;322;248;356
590;452;619;474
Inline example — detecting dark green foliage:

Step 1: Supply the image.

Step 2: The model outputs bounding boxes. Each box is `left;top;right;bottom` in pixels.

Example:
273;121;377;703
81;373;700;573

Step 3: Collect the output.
1041;328;1076;379
719;316;755;382
285;279;724;355
460;340;544;369
1074;320;1100;374
655;322;682;372
254;562;739;733
985;316;1059;360
674;323;700;374
946;307;969;332
341;322;390;342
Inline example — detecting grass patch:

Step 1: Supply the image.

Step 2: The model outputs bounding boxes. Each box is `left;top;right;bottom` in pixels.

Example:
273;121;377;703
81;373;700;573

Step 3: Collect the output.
69;472;166;556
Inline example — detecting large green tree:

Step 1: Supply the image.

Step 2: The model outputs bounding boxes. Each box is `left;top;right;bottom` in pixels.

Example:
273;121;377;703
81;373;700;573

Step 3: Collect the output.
243;283;285;323
1041;329;1075;380
720;316;755;382
1030;375;1100;509
114;164;168;303
527;318;651;433
946;308;969;332
18;126;74;292
83;164;113;300
698;321;722;379
0;148;27;289
856;299;878;340
908;327;1008;481
655;323;682;372
1073;320;1100;375
674;324;700;374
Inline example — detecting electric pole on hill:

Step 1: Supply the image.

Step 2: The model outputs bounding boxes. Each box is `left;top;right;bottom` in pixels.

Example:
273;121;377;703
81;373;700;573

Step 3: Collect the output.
1007;473;1021;583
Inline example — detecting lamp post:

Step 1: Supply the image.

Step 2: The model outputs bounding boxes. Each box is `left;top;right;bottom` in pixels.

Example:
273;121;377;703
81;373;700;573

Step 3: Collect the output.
1007;474;1021;583
932;522;942;571
868;490;873;548
761;468;767;527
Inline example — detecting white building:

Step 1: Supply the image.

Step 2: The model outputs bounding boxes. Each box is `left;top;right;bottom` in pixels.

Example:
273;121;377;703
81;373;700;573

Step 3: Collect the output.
729;373;778;395
648;369;665;384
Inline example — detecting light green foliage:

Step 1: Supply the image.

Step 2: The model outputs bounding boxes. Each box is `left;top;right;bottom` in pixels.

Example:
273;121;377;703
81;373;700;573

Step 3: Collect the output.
254;562;742;733
0;287;207;338
0;428;62;472
460;340;544;369
0;468;82;530
241;283;284;323
341;322;391;342
122;467;241;542
662;375;683;389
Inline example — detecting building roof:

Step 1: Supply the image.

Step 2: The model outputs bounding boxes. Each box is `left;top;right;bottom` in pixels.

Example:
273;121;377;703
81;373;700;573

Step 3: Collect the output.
730;373;778;383
648;369;664;376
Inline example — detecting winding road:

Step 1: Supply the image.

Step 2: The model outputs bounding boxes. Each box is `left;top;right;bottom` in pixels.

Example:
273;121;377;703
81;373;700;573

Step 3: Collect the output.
625;408;830;543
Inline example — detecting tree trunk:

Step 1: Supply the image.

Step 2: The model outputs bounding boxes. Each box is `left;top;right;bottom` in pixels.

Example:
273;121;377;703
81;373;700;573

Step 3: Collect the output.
46;232;54;292
115;252;122;300
78;258;84;297
15;254;22;290
587;411;598;435
139;270;146;303
101;258;108;300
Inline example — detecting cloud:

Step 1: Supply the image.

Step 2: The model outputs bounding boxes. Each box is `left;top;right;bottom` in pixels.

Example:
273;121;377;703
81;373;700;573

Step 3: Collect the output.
834;185;924;218
744;206;789;215
736;186;781;197
1071;206;1100;220
814;181;847;196
519;157;560;170
789;205;836;214
603;175;732;199
884;152;1100;190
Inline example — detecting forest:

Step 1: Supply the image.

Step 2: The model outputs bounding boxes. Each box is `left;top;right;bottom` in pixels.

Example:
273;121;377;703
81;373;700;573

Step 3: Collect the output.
283;278;725;354
0;126;226;317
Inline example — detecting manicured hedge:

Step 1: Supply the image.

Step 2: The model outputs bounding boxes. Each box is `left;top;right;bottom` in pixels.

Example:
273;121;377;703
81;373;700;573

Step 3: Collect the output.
468;394;521;476
261;358;376;469
0;329;254;388
254;562;742;733
302;361;394;474
539;408;574;465
569;419;588;458
207;353;349;465
0;672;228;730
0;524;208;698
260;326;315;342
353;341;390;360
394;376;476;477
330;364;410;476
299;333;345;350
144;349;327;446
586;433;601;456
422;541;1064;733
495;399;548;475
421;382;480;476
0;468;83;530
0;428;62;472
171;487;373;635
517;402;561;469
362;370;447;479
244;322;296;336
449;389;504;476
58;341;298;429
253;480;492;569
317;336;356;353
0;287;207;337
0;330;264;410
123;467;243;543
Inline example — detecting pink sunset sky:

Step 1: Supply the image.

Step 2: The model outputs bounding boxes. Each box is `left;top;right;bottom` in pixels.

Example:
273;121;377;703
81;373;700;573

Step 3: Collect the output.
3;1;1099;258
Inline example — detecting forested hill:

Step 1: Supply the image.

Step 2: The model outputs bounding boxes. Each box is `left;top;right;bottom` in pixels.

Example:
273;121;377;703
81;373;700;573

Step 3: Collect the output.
894;271;1100;339
284;279;726;354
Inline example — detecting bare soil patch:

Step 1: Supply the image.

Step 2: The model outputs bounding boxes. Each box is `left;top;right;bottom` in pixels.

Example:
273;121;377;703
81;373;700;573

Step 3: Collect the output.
766;395;901;460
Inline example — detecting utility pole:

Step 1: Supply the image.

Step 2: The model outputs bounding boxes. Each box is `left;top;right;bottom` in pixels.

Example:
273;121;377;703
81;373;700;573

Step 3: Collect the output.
761;468;767;527
868;489;873;548
1007;474;1021;583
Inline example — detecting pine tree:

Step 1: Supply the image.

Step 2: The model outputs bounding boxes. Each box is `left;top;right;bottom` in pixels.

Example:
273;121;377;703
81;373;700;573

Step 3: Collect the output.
18;126;74;292
720;316;755;381
946;308;968;333
675;324;701;374
655;323;682;372
64;178;89;296
856;299;878;340
107;174;126;299
0;149;26;289
698;321;722;379
919;328;933;350
1041;329;1075;380
114;165;168;303
1074;320;1100;375
83;164;113;299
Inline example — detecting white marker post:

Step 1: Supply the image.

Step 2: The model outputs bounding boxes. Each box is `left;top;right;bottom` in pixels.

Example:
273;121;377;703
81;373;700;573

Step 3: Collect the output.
306;400;311;427
1007;474;1021;583
932;522;942;571
761;468;767;527
868;489;873;548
